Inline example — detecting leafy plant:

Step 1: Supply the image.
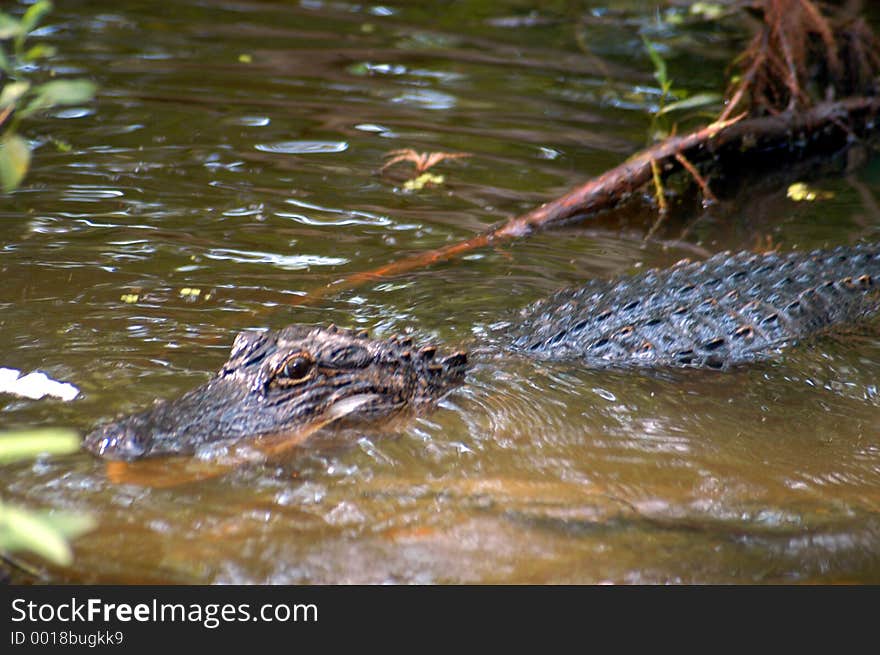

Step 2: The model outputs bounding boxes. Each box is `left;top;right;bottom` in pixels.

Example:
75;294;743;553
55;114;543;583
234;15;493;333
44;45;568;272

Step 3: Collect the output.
642;38;720;140
0;429;94;568
0;0;97;192
381;149;471;191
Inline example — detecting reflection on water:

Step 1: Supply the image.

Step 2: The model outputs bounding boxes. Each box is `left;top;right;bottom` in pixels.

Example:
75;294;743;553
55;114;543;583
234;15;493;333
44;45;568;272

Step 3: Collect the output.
2;0;880;583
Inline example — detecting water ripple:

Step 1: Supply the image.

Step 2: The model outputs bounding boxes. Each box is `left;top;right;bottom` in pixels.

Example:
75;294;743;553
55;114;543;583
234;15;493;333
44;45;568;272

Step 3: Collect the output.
254;141;348;154
202;247;347;270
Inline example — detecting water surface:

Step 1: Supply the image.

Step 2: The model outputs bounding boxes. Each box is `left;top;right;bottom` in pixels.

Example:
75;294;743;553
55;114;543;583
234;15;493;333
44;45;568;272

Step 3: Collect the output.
2;0;880;583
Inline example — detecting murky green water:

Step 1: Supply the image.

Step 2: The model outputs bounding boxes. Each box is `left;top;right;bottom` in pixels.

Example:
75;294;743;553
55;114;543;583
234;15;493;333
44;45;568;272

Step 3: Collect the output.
2;0;880;583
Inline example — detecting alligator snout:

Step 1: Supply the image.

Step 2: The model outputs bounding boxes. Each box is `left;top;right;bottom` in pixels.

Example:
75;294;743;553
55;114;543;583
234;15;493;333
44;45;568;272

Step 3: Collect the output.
83;420;152;460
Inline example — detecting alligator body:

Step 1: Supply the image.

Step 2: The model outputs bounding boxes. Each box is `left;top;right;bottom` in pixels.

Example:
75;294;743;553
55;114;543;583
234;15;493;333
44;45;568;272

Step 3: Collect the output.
84;244;880;460
505;244;880;369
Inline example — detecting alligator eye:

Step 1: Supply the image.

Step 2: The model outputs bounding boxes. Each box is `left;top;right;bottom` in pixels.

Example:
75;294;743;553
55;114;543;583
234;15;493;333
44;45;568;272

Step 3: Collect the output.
274;352;315;386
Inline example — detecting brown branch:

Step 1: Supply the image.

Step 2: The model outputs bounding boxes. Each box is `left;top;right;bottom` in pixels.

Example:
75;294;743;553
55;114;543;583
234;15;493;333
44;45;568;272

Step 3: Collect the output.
720;37;767;121
292;97;880;307
644;158;669;242
674;152;718;204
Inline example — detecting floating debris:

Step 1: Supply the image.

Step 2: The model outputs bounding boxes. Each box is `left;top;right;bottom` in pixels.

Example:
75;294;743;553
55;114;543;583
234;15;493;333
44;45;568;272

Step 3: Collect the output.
0;368;80;401
403;172;445;191
787;182;834;202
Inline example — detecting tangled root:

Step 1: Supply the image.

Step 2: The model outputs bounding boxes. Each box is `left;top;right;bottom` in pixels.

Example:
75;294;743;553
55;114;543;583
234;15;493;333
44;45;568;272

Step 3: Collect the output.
722;0;880;119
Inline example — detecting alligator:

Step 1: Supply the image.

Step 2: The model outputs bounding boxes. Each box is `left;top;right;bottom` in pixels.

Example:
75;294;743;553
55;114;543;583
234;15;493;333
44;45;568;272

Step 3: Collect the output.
83;243;880;460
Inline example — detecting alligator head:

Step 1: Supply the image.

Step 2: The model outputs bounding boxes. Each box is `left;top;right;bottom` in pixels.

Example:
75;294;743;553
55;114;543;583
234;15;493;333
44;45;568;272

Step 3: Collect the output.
83;325;468;460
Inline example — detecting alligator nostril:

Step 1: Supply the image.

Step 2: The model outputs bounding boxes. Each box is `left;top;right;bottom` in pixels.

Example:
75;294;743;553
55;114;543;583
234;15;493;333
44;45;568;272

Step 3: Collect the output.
83;423;149;461
82;427;109;456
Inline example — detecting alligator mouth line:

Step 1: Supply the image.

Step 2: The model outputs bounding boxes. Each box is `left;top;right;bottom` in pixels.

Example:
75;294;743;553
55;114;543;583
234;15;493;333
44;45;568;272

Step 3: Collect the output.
103;393;382;487
244;392;383;456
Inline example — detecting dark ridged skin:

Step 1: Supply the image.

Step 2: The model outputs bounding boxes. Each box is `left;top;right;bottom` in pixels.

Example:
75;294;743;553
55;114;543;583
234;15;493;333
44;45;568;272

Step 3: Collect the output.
506;244;880;369
84;244;880;460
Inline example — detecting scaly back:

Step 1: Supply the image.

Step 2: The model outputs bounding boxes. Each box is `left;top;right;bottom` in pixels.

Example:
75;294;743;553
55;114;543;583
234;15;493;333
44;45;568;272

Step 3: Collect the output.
506;244;880;369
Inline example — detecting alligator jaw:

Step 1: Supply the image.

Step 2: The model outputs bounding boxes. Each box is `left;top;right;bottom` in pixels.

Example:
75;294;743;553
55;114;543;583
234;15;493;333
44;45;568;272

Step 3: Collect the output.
83;390;384;461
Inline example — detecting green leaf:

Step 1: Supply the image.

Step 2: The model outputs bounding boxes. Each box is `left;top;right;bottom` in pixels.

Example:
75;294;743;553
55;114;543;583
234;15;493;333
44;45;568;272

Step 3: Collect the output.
0;503;93;566
0;13;22;40
50;136;71;152
39;511;95;538
19;1;54;37
643;38;668;89
0;45;10;74
0;134;31;193
0;81;30;109
23;43;56;61
19;79;96;117
656;92;722;116
0;428;80;463
690;3;724;20
0;504;73;565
